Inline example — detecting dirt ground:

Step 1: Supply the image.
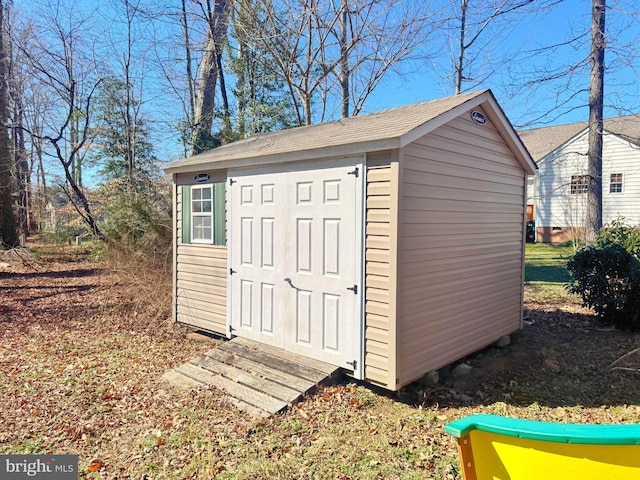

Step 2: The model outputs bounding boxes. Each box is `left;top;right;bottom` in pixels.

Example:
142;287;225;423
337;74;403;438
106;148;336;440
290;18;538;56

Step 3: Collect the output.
399;297;640;410
2;245;640;478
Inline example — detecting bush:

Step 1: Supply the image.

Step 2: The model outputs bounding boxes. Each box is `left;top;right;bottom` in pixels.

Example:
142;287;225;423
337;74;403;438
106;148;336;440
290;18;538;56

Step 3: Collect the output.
95;178;174;320
98;178;172;257
566;219;640;330
596;217;640;255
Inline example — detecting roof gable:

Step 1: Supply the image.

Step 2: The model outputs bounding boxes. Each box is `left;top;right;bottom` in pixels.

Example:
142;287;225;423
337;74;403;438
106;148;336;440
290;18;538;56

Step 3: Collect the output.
519;114;640;162
166;90;535;174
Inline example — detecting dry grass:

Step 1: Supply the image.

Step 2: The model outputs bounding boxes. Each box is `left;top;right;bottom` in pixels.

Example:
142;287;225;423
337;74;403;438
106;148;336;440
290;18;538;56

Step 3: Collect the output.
98;242;174;322
2;241;640;479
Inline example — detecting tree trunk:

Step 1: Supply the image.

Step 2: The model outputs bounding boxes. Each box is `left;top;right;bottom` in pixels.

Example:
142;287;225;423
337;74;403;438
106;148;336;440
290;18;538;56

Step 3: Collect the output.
191;0;229;154
586;0;605;242
13;101;29;236
236;39;247;137
0;0;18;247
339;0;349;118
455;0;468;95
181;0;195;121
181;0;196;156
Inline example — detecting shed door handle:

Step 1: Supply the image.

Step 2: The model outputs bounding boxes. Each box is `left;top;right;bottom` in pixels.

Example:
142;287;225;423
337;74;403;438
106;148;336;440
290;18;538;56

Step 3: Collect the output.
284;277;296;289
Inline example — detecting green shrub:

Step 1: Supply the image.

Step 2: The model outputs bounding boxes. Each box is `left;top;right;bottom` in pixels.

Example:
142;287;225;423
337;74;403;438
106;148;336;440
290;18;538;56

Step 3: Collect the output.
596;217;640;255
98;178;172;257
566;219;640;330
95;178;174;319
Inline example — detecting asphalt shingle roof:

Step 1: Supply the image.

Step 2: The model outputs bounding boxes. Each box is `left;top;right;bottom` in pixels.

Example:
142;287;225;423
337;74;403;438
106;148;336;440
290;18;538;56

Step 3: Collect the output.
519;115;640;162
166;90;488;171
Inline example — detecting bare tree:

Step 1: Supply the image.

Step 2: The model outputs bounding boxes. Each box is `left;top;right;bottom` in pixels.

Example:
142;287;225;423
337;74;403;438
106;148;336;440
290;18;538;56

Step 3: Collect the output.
339;0;438;117
245;0;436;125
443;0;562;95
450;0;545;94
338;0;349;118
23;85;49;231
5;4;32;236
11;12;49;233
0;0;17;246
586;0;605;242
241;0;351;125
147;0;235;156
510;1;640;241
13;2;104;238
100;0;152;186
181;0;196;135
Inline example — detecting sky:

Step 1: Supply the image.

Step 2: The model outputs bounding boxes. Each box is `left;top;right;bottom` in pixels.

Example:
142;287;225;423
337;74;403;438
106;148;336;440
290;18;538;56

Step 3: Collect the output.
364;0;640;131
14;0;640;183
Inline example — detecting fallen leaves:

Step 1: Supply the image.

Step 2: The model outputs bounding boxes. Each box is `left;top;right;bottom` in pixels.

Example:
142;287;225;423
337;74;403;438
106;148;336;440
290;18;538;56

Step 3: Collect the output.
4;242;640;479
0;246;207;475
86;458;104;472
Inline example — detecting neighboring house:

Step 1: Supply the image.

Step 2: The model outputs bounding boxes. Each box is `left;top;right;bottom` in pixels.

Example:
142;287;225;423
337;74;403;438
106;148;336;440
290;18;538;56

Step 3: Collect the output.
164;90;536;391
520;115;640;243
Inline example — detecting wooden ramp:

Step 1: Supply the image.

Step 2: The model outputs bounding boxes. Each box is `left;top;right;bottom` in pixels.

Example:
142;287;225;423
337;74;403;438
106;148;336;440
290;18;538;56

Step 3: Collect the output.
162;337;341;416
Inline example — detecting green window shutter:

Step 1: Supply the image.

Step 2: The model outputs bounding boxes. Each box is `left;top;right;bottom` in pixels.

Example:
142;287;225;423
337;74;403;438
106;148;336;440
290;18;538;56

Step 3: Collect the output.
213;182;226;246
181;185;191;244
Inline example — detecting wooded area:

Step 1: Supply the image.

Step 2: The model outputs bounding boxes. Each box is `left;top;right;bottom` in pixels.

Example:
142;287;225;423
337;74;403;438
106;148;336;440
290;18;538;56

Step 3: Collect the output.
0;0;637;247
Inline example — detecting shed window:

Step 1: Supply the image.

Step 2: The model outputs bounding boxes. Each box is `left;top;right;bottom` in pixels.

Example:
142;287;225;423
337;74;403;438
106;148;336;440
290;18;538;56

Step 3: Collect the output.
192;185;213;242
570;175;588;194
610;173;623;193
181;183;226;245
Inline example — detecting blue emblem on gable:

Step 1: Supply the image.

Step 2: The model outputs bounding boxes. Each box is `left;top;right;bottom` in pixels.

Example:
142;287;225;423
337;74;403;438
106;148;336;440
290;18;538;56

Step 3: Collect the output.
470;110;486;125
194;173;211;183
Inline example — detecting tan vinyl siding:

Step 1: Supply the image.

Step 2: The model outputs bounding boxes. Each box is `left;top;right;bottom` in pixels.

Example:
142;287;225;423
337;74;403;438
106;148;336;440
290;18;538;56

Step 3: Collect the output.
364;164;394;388
397;107;526;386
175;182;228;335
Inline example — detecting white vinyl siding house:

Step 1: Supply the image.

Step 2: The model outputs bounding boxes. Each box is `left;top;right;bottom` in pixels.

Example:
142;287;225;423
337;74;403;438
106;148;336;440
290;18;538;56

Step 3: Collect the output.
521;118;640;243
166;90;536;390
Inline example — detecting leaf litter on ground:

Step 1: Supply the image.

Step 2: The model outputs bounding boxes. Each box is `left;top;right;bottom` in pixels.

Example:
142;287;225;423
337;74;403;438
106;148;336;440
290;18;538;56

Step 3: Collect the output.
2;242;640;478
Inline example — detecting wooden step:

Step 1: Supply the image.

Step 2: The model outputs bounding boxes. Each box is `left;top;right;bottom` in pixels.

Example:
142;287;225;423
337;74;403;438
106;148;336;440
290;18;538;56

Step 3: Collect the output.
191;354;302;403
217;342;336;384
202;347;317;392
230;337;340;376
174;363;288;415
162;337;342;416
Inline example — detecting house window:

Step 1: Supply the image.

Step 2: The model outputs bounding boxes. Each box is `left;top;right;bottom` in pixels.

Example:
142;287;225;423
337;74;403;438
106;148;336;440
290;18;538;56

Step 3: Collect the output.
181;183;226;245
570;175;589;194
610;173;623;193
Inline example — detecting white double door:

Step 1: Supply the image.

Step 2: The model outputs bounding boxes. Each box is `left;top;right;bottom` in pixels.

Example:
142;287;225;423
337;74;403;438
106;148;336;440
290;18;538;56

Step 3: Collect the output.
229;158;362;369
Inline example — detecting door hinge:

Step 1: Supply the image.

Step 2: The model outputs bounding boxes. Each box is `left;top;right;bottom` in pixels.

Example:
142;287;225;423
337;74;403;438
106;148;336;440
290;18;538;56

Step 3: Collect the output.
229;178;236;185
229;268;237;275
347;167;359;177
347;285;358;294
346;360;357;370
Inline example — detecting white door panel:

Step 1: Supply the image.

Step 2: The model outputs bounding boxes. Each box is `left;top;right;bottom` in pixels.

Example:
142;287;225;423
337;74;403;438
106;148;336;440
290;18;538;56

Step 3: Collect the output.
283;166;358;366
229;159;362;369
230;174;285;347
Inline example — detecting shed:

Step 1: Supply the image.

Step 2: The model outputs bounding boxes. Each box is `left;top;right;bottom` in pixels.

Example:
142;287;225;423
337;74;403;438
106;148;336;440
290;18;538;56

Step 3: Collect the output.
164;89;537;391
